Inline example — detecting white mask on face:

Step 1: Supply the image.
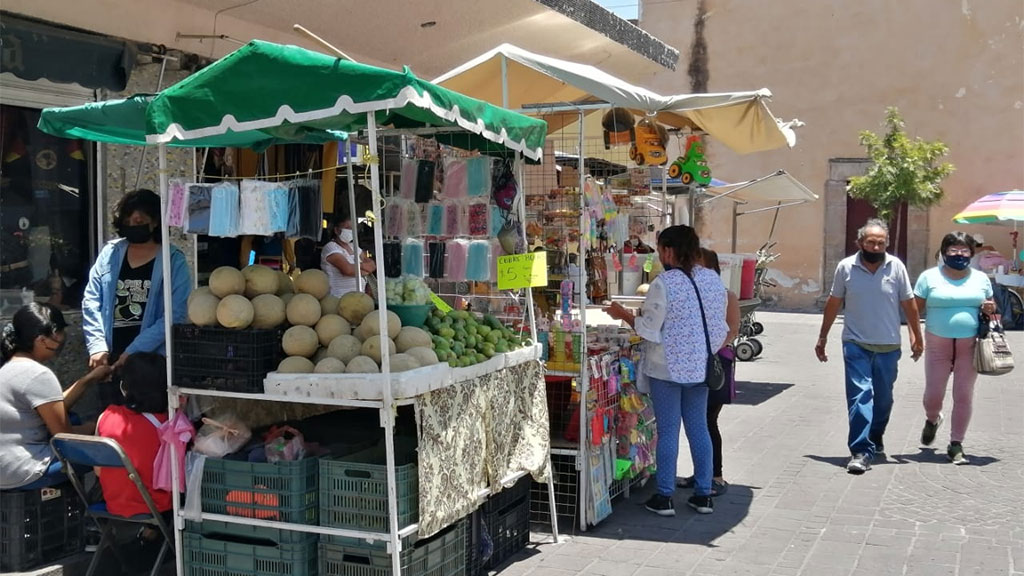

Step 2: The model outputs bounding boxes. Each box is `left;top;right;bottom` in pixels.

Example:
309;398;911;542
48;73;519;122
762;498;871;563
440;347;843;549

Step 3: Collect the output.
338;229;354;243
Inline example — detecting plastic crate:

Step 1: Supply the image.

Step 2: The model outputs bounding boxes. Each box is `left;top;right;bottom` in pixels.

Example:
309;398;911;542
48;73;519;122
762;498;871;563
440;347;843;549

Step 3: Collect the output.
482;475;531;515
173;324;284;393
183;524;317;576
319;442;418;533
483;496;529;569
319;517;465;576
0;485;85;572
202;457;318;525
185;519;311;545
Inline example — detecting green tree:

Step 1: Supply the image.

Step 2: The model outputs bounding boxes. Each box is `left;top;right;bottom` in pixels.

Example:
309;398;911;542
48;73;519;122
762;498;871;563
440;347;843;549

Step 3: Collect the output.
847;107;954;254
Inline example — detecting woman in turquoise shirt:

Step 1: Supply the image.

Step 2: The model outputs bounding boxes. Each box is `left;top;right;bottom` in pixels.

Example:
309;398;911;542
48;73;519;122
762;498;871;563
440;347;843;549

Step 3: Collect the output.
914;232;997;465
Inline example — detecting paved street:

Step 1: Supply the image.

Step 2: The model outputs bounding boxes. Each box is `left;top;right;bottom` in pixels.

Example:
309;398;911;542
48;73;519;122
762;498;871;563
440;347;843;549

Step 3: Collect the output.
501;312;1024;576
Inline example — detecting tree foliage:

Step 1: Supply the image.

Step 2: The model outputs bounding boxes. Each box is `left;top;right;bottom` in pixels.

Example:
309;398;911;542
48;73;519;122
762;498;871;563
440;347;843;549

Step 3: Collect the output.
847;107;955;220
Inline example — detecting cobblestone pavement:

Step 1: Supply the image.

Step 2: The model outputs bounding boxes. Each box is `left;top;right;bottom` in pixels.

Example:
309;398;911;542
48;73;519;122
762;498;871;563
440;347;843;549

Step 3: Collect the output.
498;312;1024;576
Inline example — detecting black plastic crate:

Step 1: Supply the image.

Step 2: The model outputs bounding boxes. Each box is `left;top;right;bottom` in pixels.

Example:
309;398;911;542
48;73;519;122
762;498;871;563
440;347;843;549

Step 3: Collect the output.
483;496;529;569
172;324;284;393
482;475;531;515
0;485;85;572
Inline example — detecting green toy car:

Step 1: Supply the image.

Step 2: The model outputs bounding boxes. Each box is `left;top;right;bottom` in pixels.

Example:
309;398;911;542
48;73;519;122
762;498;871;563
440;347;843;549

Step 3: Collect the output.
667;135;712;186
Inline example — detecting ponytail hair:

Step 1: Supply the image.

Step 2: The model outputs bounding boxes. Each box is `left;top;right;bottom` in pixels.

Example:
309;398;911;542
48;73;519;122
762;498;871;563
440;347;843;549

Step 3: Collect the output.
656;225;701;276
1;303;68;363
119;353;168;414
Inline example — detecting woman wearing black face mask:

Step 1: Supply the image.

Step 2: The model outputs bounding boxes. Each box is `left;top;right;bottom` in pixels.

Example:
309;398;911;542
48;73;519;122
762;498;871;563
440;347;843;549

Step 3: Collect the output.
0;303;111;489
82;190;192;406
913;232;997;465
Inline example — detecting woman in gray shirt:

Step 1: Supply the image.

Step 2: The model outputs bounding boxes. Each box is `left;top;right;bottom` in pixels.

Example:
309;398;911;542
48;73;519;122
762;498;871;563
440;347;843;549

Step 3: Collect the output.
0;303;110;489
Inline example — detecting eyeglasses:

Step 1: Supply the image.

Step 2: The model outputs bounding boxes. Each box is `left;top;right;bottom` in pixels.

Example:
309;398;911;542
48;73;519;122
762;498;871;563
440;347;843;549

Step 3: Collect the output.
945;248;972;256
41;334;66;354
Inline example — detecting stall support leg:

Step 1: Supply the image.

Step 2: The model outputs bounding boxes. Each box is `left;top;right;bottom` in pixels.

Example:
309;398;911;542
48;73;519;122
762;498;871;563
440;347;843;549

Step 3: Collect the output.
345;144;361;288
367;114;404;576
575;110;590;533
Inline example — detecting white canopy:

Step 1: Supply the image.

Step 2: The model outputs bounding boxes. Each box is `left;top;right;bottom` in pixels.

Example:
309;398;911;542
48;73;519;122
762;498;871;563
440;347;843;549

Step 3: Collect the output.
433;43;802;154
706;170;818;205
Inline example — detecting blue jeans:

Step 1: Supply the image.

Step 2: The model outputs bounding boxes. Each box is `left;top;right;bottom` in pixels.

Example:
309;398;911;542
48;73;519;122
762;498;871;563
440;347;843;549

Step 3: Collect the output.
842;342;900;458
649;376;713;497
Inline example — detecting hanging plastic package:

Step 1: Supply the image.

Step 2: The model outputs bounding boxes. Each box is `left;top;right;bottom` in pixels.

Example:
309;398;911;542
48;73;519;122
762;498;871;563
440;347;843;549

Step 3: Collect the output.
446;239;469;281
239;179;285;236
467;199;490;237
444;200;465;237
441;157;468;200
287;180;323;240
385;199;405;238
402;238;425;277
490;157;518;211
426;202;445;236
186;184;214;235
489;205;505;237
466;239;491;281
415;160;435;203
285;181;301;237
208;182;241;237
428;241;446;278
399;158;417;200
467;156;493;197
268;184;289;233
407;202;424;237
382;240;403;278
489;238;504;282
166;179;189;227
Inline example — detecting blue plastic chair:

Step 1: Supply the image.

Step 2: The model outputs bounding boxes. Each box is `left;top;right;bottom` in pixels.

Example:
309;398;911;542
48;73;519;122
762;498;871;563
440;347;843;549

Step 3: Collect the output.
49;434;173;576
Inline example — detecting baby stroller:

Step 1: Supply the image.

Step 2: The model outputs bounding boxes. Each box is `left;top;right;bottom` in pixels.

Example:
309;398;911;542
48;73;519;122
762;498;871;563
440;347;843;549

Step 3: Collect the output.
734;242;778;361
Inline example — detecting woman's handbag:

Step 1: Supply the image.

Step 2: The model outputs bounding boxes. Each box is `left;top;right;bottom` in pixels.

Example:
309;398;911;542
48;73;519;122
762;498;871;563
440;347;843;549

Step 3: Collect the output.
684;273;726;391
975;314;1014;376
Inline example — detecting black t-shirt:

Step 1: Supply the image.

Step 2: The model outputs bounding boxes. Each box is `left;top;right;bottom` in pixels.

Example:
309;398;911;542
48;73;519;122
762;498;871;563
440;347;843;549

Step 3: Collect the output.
111;255;154;359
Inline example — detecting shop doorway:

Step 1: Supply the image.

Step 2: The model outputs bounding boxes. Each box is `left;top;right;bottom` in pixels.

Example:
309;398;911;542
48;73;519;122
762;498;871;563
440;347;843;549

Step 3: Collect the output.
845;197;909;262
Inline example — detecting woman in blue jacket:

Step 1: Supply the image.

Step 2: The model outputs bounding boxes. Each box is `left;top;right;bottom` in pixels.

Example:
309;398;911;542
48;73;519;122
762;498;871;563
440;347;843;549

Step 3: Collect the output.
82;189;191;404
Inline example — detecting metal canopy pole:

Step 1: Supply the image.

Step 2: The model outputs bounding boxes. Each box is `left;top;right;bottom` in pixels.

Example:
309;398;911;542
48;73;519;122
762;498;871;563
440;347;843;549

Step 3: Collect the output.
134;58;169;190
575;110;590;532
345;142;361;288
367;114;403;576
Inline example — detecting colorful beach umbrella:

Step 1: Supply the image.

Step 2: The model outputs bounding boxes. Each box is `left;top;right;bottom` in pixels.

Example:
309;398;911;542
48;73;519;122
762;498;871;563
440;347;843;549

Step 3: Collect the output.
952;190;1024;225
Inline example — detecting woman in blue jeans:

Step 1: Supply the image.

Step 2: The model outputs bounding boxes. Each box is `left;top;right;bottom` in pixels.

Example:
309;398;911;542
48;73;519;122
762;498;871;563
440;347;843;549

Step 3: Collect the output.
606;225;728;516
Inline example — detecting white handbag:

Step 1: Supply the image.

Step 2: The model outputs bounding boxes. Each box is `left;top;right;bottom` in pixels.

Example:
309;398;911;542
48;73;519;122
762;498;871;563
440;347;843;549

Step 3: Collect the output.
974;317;1015;376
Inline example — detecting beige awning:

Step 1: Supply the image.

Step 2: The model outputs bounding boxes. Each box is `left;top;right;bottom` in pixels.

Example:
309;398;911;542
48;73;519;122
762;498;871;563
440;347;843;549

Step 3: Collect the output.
706;170;818;205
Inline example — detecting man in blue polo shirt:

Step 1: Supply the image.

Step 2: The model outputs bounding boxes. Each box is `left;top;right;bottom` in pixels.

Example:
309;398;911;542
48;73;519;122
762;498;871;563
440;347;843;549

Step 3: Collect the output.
815;218;924;474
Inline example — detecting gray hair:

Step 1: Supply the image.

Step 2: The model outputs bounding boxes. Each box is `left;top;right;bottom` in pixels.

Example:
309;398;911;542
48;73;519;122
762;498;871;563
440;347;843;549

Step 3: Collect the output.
857;218;889;242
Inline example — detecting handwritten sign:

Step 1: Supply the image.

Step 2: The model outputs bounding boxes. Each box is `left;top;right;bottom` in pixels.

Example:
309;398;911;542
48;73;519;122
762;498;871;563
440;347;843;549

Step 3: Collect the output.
429;291;453;314
497;252;548;290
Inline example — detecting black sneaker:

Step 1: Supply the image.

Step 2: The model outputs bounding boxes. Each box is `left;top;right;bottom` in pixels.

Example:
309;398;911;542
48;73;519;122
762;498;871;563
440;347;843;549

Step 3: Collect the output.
687;495;714;514
921;413;944;446
847;453;871;474
644;494;675;517
947;442;969;465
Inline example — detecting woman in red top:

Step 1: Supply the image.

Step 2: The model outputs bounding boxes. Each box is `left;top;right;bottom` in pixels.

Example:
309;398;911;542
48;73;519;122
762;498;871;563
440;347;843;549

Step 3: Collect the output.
96;352;171;517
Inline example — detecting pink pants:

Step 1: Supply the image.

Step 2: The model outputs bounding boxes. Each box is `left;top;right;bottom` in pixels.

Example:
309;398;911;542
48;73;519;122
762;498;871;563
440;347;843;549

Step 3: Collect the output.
923;332;978;443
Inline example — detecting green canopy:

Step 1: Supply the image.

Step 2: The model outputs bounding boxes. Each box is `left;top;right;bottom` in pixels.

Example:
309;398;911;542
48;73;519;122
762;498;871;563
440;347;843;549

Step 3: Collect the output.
39;40;547;160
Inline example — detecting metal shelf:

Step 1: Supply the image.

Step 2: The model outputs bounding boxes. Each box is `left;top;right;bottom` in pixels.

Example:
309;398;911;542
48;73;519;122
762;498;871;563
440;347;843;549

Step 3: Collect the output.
170;386;418;408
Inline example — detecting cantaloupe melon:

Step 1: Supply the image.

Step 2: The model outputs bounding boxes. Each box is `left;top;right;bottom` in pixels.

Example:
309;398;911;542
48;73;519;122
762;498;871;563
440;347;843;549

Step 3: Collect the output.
358;311;401;339
327;334;363;364
395;326;432;353
345;355;380;374
277;271;294;295
216;295;254;329
242;265;279;298
361;337;395;364
250;294;286;329
286;293;322;327
312;347;330;364
405;346;439;367
320;295;340;318
278;356;314;373
338;292;375;325
314;357;346;373
188;286;213;307
315;314;351;347
281;293;295;306
282;325;319;357
209;266;246;298
188;291;221;327
389;353;421;373
294;269;330;300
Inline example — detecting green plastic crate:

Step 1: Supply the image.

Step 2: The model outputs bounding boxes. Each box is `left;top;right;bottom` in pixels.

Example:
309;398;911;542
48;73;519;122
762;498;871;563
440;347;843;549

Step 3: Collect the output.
319;443;418;533
183;527;317;576
319;518;465;576
202;457;318;525
186;519;311;545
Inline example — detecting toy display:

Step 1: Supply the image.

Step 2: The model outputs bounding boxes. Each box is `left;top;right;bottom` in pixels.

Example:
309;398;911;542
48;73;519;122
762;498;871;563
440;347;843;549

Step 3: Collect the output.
667;135;712;186
627;119;668;166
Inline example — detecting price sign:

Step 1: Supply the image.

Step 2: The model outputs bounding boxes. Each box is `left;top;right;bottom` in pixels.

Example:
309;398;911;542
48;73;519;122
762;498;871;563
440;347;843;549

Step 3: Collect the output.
429;291;453;314
497;252;548;290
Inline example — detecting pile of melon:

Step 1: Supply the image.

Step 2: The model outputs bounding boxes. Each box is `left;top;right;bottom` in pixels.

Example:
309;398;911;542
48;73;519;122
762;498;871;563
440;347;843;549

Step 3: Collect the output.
186;264;439;376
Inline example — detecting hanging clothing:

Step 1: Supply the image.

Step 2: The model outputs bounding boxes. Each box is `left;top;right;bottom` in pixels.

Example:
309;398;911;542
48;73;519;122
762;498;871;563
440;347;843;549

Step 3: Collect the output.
208;182;241;237
166;179;189;227
185;184;214;235
239;180;288;236
466;156;493;197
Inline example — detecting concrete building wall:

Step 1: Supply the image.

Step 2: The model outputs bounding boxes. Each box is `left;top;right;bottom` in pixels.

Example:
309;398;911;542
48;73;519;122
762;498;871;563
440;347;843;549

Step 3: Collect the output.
639;0;1024;309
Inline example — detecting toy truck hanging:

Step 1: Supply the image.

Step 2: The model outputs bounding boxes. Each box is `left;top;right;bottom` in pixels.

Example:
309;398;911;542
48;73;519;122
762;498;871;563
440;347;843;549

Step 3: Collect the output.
667;135;712;186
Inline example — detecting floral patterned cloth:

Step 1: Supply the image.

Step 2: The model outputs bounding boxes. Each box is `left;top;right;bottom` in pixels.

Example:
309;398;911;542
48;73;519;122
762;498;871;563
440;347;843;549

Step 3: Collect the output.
416;360;550;537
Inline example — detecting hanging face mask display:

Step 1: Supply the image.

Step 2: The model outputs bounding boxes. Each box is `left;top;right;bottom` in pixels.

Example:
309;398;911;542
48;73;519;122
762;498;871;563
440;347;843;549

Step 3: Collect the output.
382;241;402;278
943;253;971;270
428;241;446;279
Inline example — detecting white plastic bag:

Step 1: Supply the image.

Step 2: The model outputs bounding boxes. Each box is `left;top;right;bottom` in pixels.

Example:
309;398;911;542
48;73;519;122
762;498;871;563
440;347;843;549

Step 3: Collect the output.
181;452;207;522
192;415;252;458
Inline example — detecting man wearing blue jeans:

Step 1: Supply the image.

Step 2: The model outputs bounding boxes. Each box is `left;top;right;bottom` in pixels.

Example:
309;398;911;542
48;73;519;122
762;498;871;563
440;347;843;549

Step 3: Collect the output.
815;219;923;474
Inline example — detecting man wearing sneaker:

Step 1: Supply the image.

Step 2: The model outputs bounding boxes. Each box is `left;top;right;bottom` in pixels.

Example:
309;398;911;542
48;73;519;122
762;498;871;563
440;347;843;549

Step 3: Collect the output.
815;219;923;474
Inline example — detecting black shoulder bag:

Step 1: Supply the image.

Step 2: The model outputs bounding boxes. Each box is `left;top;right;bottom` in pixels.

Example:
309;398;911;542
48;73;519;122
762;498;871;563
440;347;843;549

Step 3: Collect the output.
684;272;726;391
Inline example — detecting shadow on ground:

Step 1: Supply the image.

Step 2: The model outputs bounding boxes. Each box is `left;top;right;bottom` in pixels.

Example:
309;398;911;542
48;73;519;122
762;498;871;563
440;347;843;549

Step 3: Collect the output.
732;381;794;406
893;448;1001;467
